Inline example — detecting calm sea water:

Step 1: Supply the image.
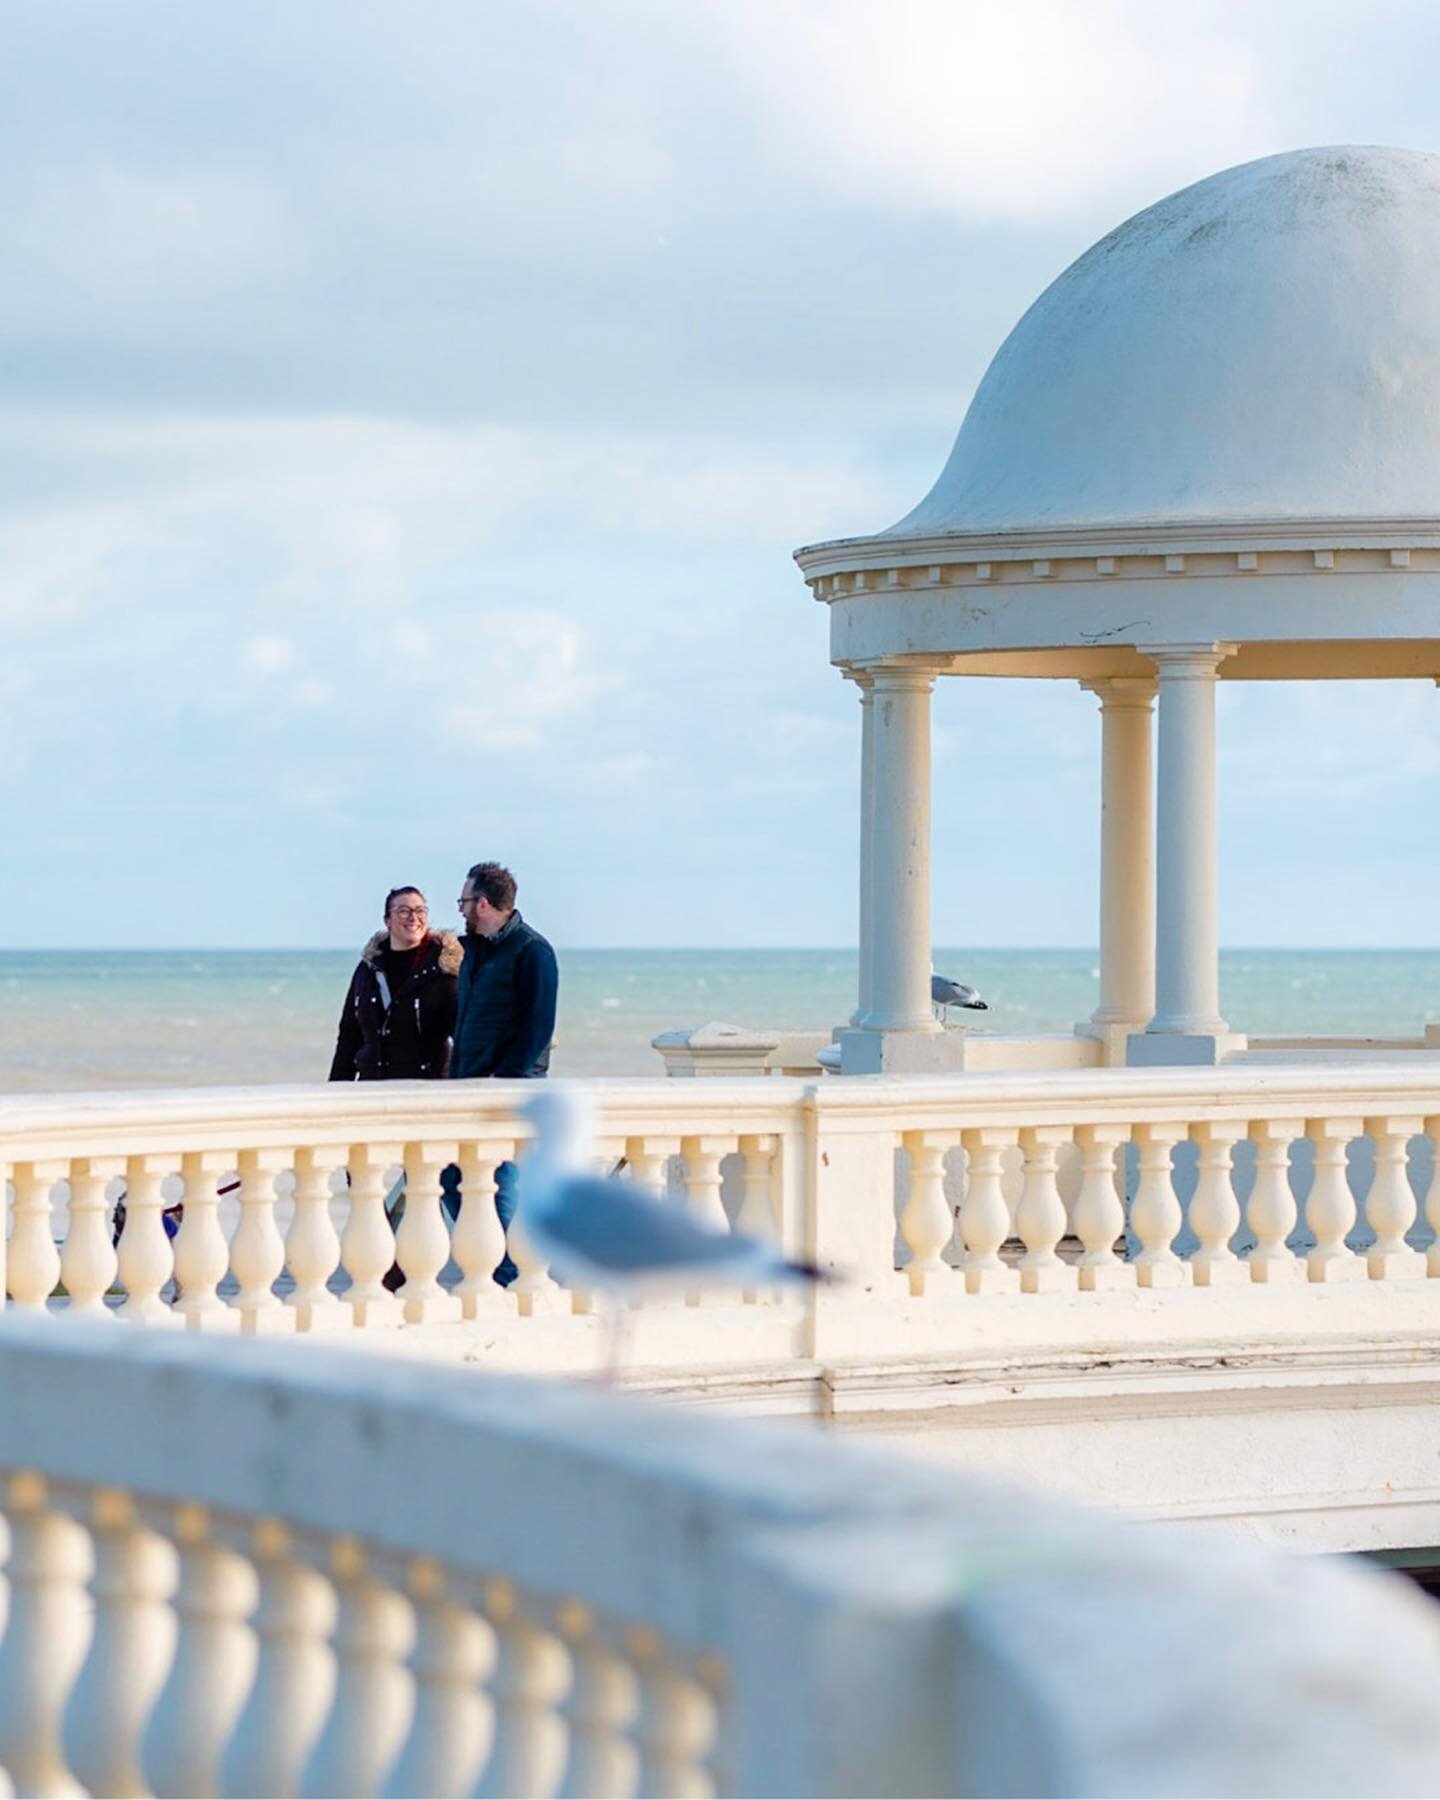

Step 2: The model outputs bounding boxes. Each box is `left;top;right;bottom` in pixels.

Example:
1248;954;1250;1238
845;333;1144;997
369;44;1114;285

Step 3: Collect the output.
4;947;1440;1093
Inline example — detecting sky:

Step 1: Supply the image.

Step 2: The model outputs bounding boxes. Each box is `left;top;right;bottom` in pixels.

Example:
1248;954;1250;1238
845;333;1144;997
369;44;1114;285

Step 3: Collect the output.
4;0;1440;950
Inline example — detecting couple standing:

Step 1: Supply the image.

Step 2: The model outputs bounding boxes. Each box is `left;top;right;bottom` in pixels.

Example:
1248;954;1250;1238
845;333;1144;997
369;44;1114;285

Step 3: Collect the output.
328;860;558;1282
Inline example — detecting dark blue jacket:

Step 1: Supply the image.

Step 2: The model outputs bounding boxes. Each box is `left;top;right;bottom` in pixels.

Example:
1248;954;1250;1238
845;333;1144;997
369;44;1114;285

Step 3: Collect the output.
450;911;558;1079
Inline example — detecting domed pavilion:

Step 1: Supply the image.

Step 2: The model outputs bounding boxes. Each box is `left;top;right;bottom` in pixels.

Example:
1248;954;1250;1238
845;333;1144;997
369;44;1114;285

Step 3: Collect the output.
796;145;1440;1074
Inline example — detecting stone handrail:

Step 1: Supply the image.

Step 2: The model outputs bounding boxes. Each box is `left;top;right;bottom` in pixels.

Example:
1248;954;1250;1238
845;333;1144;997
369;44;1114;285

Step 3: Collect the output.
5;1065;1440;1365
0;1312;1438;1798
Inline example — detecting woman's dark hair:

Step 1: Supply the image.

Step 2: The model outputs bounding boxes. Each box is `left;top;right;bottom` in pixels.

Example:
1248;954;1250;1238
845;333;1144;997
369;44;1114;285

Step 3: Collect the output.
383;886;427;917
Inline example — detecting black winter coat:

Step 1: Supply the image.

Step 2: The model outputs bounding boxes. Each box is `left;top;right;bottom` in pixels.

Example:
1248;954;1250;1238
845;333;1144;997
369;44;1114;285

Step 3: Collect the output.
329;930;462;1081
450;911;558;1079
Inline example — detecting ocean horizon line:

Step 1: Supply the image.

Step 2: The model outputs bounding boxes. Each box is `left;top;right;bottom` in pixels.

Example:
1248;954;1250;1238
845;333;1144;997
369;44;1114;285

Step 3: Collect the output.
7;943;1440;956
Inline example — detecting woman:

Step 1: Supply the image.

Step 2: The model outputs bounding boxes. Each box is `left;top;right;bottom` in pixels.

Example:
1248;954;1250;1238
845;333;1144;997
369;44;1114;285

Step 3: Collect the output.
329;886;461;1081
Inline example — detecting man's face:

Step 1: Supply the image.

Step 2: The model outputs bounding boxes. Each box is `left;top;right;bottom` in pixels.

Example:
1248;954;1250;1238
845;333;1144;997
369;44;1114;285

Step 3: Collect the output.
458;880;506;938
386;894;428;950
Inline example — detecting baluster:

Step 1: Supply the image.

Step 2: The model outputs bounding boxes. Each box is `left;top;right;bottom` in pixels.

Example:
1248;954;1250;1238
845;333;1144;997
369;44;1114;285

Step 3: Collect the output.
1426;1116;1440;1278
61;1157;122;1315
228;1148;291;1331
142;1503;257;1800
382;1560;491;1800
555;1603;637;1800
173;1151;234;1328
630;1630;716;1800
626;1135;679;1197
681;1135;730;1306
0;1151;9;1308
737;1134;779;1304
1363;1115;1426;1279
286;1147;346;1330
395;1141;462;1324
566;1138;626;1316
474;1580;568;1800
1015;1126;1075;1292
452;1142;510;1317
957;1128;1020;1294
301;1539;412;1799
1246;1117;1304;1283
1305;1117;1363;1283
8;1162;62;1309
219;1520;336;1800
508;1211;563;1316
1071;1124;1131;1290
1188;1121;1247;1287
63;1488;175;1799
342;1144;403;1327
117;1154;179;1322
900;1131;955;1296
1131;1123;1187;1288
0;1472;91;1797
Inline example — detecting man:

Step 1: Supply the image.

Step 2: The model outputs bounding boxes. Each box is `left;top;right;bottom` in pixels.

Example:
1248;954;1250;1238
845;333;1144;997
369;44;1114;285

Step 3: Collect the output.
451;862;558;1080
451;861;559;1284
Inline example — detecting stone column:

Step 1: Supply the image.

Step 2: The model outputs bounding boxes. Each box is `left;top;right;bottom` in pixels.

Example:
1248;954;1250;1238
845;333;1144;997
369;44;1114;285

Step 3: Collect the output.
1079;678;1155;1058
863;664;940;1035
849;671;876;1027
1132;644;1237;1062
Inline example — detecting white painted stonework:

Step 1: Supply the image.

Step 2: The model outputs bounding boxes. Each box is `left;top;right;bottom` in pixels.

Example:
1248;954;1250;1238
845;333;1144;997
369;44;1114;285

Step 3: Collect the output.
11;1069;1440;1557
2;1314;1440;1798
793;146;1440;1067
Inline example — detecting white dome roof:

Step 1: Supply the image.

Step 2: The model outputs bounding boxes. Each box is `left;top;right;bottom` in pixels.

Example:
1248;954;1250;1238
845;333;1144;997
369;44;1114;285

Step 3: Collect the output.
885;146;1440;539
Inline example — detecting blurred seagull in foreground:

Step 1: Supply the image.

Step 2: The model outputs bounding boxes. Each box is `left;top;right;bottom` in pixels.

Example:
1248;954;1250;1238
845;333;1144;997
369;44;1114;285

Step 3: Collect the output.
931;970;989;1023
518;1087;824;1305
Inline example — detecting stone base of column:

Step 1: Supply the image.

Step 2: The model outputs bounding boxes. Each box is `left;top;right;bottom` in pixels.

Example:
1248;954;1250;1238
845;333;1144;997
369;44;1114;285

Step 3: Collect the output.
1075;1018;1149;1068
837;1026;971;1076
1126;1031;1248;1067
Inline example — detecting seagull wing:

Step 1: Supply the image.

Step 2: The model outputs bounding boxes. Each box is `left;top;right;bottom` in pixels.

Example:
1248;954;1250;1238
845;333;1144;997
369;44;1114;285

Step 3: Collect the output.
530;1175;790;1280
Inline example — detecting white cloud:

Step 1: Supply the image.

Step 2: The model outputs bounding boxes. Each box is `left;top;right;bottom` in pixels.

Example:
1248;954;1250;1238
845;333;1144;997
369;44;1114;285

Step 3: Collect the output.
242;634;295;673
707;0;1289;225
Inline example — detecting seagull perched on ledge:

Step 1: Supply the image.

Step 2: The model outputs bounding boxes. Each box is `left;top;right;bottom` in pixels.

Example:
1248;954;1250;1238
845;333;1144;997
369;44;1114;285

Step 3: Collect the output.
517;1086;823;1301
931;971;988;1023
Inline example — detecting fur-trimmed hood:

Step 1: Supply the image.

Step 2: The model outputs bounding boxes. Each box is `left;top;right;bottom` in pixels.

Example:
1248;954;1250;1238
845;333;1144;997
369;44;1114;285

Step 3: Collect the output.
359;928;463;977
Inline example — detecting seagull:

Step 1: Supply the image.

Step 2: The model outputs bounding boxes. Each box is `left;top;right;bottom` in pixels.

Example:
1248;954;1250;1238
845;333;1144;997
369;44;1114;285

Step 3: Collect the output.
516;1087;824;1304
931;971;989;1023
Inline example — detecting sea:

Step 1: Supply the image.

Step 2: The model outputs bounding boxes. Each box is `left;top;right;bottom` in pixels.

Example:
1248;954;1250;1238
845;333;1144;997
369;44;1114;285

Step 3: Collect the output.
5;947;1440;1093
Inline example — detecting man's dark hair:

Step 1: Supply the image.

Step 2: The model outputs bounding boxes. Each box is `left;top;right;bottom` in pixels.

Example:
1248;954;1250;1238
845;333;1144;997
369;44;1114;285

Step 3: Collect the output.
466;862;517;912
384;885;426;917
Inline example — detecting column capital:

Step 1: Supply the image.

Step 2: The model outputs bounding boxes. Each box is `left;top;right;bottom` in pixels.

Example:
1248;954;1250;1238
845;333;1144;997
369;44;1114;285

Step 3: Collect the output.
841;666;875;694
1140;643;1237;679
1079;675;1156;709
867;661;941;696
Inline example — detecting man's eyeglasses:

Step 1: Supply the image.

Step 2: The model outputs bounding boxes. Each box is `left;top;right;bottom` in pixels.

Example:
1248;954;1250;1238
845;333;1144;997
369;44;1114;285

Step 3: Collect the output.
390;906;428;921
457;896;478;909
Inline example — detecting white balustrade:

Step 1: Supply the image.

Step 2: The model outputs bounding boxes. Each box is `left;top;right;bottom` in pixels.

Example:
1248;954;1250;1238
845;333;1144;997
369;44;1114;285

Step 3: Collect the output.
286;1148;345;1330
474;1580;567;1799
341;1145;401;1328
1428;1114;1440;1279
1;1317;1440;1798
175;1151;233;1327
452;1141;511;1318
1247;1118;1303;1284
900;1130;954;1295
218;1519;336;1799
1363;1116;1426;1279
736;1134;778;1304
230;1148;290;1331
60;1157;120;1316
1306;1117;1363;1283
1131;1123;1187;1288
395;1142;462;1325
1016;1125;1075;1293
0;1471;90;1797
8;1164;62;1310
141;1503;257;1800
62;1488;174;1799
1071;1123;1130;1290
300;1539;412;1799
1188;1120;1246;1287
118;1155;179;1323
958;1127;1019;1293
682;1135;730;1305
